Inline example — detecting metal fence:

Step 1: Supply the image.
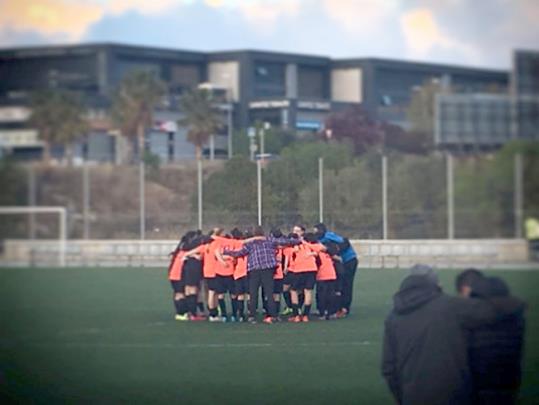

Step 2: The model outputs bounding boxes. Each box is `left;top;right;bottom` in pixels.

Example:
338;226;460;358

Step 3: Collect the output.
0;151;536;241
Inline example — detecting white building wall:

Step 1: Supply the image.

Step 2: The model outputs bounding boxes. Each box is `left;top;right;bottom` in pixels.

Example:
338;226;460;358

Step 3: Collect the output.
208;61;240;101
331;68;362;103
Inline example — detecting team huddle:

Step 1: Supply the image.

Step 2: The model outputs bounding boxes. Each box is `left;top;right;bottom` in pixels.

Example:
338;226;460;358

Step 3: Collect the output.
167;223;358;323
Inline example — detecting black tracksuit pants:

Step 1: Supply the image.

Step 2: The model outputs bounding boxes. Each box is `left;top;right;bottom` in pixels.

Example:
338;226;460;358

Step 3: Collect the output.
316;280;337;315
248;268;276;318
341;258;358;312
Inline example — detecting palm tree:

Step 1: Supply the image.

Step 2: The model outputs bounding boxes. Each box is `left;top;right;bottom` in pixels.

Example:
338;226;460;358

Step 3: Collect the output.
111;70;166;163
179;88;223;160
29;90;88;165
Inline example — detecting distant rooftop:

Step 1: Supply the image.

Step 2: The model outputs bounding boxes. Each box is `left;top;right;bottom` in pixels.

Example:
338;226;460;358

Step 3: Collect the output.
0;42;511;74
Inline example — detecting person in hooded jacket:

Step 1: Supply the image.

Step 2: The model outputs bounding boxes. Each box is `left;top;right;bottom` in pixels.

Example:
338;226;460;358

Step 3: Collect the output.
467;276;526;405
381;264;526;405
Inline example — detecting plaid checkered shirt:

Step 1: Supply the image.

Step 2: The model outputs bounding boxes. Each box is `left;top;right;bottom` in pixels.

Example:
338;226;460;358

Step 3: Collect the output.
223;237;299;272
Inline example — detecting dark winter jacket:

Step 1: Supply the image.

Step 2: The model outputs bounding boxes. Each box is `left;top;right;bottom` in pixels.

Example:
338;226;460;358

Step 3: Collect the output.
468;277;526;404
382;275;525;405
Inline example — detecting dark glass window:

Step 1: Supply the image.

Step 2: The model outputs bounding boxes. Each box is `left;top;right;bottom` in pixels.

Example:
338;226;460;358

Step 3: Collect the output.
253;61;285;97
298;66;326;99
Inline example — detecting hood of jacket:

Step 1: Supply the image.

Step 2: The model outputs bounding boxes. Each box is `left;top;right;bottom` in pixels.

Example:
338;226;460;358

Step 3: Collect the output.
393;275;441;315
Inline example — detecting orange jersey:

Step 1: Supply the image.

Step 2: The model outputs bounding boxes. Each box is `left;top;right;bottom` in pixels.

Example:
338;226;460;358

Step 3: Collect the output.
201;242;217;278
283;246;297;272
274;247;284;280
168;250;185;281
230;240;247;280
288;242;318;273
212;236;237;277
310;244;336;281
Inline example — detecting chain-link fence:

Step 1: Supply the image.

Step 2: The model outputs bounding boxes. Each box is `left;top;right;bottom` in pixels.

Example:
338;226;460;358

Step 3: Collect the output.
0;150;537;241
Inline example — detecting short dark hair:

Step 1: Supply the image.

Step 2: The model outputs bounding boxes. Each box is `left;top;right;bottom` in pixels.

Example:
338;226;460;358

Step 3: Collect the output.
270;228;283;238
230;227;243;239
455;268;484;293
314;223;326;233
303;232;318;243
471;276;510;298
253;225;265;237
293;224;306;232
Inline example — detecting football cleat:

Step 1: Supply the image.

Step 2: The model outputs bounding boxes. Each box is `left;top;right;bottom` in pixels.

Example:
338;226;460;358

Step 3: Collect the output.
281;308;293;316
175;314;189;321
336;308;349;319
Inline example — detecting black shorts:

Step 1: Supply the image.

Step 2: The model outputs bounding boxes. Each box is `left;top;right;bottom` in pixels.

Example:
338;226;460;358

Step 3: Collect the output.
205;277;218;291
289;271;317;291
215;275;235;294
183;259;202;287
170;280;184;293
273;279;283;294
283;272;293;285
234;277;248;295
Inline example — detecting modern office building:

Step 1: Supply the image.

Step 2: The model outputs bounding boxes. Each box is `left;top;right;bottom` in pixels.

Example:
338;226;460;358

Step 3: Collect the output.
331;58;508;128
0;43;212;161
435;50;539;150
0;42;527;161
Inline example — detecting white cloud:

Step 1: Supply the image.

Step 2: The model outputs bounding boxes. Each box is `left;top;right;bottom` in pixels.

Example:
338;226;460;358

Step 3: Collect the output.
104;0;182;16
322;0;399;34
400;8;478;62
0;0;185;42
237;0;302;33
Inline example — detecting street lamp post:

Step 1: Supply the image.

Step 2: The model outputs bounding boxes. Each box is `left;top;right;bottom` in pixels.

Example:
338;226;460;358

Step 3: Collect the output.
248;127;257;161
227;104;233;159
259;121;271;156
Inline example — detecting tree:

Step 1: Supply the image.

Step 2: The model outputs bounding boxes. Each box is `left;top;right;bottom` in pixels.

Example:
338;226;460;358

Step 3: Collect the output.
198;156;257;227
406;79;449;150
179;88;223;159
29;90;88;165
232;127;295;159
323;106;384;154
111;70;166;163
384;123;432;155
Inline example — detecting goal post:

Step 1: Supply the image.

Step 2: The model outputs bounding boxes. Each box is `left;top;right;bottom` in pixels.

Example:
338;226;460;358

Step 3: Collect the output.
0;206;67;267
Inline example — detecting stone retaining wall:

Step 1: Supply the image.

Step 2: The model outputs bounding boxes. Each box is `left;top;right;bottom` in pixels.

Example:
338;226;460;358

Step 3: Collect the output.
0;239;529;268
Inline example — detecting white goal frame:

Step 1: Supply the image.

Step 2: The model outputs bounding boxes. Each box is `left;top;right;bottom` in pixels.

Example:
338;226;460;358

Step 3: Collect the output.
0;206;67;267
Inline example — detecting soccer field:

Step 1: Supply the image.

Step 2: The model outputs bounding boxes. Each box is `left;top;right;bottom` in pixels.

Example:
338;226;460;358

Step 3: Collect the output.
1;267;538;404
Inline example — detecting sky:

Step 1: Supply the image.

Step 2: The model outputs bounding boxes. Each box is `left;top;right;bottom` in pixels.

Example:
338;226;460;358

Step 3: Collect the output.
0;0;538;69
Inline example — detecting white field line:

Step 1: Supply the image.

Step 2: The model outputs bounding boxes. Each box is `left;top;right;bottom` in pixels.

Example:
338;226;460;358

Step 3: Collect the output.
2;341;372;349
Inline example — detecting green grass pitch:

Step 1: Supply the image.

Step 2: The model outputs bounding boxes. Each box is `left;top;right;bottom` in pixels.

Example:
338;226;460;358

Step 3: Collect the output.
1;267;538;404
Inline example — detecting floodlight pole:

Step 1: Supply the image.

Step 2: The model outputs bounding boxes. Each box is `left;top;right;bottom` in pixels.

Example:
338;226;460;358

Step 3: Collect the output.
227;104;233;159
139;160;145;240
257;159;262;226
446;153;455;239
83;163;90;239
514;153;523;238
318;157;324;223
197;158;203;230
382;154;388;240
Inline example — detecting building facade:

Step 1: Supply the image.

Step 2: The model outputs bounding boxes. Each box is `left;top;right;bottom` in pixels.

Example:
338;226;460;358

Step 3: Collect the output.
0;42;526;161
435;50;539;150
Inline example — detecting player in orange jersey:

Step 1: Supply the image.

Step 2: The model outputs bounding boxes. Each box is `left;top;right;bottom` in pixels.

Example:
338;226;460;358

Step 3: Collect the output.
168;232;189;321
287;232;319;322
